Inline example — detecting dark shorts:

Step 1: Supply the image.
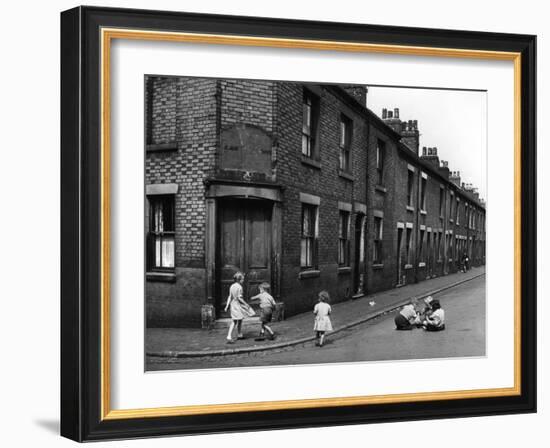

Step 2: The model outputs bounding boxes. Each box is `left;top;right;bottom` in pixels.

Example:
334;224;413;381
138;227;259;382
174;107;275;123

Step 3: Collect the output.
395;313;413;330
260;307;273;324
425;323;446;332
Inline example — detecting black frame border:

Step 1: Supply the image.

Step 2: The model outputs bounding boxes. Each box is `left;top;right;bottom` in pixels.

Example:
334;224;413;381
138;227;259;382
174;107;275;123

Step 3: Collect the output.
61;6;536;442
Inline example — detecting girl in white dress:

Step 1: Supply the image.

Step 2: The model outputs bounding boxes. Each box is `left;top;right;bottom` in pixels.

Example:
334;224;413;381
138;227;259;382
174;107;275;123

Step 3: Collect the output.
313;290;333;347
224;272;253;343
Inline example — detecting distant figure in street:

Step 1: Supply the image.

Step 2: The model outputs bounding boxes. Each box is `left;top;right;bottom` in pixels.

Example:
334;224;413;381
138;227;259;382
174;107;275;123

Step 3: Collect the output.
423;299;446;331
224;272;254;344
250;282;277;341
313;290;333;347
461;252;469;273
394;298;420;330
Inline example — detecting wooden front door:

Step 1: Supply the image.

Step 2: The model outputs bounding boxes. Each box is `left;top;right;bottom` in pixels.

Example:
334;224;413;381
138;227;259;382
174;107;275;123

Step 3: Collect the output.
217;199;272;317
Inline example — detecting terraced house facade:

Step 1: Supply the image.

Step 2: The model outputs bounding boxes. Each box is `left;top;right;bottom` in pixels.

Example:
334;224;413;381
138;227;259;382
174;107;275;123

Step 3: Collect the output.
145;76;485;328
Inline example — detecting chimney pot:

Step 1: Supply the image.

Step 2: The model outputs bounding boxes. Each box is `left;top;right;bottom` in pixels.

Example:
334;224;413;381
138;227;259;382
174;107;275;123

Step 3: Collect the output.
387;110;393;118
382;108;387;119
394;107;399;118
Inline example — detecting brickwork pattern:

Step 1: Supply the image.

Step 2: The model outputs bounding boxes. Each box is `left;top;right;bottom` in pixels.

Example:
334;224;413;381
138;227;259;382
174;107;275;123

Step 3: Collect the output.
144;76;486;327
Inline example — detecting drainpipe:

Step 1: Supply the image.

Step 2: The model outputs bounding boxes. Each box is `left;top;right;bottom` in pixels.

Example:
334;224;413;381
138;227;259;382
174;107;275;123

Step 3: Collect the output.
414;165;421;283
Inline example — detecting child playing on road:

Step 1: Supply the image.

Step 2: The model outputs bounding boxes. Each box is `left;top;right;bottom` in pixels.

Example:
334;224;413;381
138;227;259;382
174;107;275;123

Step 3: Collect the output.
418;295;434;323
250;282;277;341
394;298;420;330
313;290;333;347
423;299;446;331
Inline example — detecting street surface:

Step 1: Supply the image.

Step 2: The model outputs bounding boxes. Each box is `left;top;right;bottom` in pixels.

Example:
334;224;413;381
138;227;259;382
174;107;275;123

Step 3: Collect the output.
147;276;485;371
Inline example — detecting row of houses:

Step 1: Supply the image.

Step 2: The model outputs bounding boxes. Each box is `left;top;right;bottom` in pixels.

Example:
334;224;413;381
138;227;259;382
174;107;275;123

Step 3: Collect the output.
145;76;486;328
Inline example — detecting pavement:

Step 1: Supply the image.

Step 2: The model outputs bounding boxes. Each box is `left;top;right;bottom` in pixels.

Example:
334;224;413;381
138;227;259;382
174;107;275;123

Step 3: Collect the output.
146;266;485;358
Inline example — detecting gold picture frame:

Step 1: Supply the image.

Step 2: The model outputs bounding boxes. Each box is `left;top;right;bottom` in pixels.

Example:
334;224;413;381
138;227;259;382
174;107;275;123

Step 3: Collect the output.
61;6;536;441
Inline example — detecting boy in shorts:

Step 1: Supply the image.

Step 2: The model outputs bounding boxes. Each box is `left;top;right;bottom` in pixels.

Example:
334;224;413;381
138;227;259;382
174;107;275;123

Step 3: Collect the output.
250;282;277;341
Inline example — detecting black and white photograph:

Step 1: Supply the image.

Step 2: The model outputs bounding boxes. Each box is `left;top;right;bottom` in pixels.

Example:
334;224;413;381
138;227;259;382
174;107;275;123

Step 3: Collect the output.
144;76;487;371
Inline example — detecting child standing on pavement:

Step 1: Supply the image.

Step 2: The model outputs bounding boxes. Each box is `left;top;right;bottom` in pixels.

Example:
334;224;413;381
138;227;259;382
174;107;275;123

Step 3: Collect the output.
250;282;277;341
224;272;253;344
313;291;333;347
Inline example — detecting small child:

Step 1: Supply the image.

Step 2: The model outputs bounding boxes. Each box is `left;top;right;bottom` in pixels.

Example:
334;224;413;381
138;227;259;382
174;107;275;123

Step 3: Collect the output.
313;291;333;347
394;298;419;330
250;282;277;341
419;296;434;322
423;299;445;331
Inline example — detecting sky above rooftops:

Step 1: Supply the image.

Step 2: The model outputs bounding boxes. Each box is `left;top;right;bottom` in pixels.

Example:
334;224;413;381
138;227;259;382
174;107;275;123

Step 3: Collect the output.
366;86;487;201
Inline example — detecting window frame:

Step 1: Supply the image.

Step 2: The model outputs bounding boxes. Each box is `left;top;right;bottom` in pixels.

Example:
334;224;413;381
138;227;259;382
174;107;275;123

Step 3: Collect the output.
302;89;320;159
338;114;352;173
300;202;319;269
420;175;427;211
338;210;351;266
376;139;385;186
407;169;415;207
373;216;383;264
147;194;176;272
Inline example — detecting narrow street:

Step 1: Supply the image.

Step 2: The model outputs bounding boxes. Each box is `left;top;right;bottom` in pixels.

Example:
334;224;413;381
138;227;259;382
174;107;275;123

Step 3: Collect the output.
148;275;485;371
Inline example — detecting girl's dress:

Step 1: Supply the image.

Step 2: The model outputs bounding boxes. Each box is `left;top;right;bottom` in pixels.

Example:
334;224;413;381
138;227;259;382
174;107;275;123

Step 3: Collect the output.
313;302;333;332
228;282;245;320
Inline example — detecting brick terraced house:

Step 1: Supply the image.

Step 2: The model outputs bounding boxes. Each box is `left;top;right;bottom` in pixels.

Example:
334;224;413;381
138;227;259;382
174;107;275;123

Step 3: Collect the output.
145;76;485;328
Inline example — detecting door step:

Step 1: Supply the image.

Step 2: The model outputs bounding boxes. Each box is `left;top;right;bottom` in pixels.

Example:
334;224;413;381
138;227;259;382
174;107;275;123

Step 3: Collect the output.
213;317;261;329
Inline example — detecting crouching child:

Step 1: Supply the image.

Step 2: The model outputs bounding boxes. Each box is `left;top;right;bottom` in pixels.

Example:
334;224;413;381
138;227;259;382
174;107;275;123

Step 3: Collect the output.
423;299;445;331
394;298;420;330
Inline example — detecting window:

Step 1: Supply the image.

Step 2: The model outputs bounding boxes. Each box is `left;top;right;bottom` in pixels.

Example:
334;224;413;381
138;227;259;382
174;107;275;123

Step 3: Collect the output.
339;115;352;172
373;217;383;264
406;228;413;264
301;203;318;268
420;176;427;211
449;193;454;221
438;231;443;260
376;140;385;185
456;198;460;223
419;229;425;261
407;170;414;207
147;195;175;270
439;187;444;217
338;210;350;266
302;90;319;158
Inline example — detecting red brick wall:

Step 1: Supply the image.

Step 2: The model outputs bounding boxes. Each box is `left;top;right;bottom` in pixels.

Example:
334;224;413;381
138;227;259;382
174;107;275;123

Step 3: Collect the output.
275;83;368;315
144;76;486;327
145;77;218;327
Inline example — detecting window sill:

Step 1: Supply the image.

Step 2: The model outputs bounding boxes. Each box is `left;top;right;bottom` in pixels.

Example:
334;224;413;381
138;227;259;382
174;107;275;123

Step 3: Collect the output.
375;185;387;194
449;219;454;224
372;263;384;270
146;271;176;282
301;156;321;169
338;170;354;181
420;210;427;215
404;264;413;270
337;266;351;275
299;269;321;279
418;262;426;267
146;142;178;153
406;205;414;212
